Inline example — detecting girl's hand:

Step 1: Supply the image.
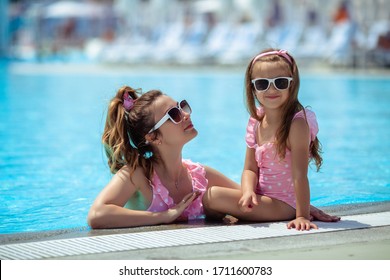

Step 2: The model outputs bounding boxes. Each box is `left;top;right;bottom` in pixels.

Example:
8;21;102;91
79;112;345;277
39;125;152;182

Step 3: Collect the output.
238;191;258;212
287;217;318;231
163;191;201;224
309;205;341;222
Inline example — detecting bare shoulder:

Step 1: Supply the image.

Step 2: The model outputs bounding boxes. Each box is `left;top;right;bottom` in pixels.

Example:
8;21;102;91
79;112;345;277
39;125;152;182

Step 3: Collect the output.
289;116;310;148
291;116;309;132
290;117;309;137
112;165;148;190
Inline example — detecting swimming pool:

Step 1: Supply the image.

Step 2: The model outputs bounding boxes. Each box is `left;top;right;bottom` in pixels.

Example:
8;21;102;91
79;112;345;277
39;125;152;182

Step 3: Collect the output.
1;63;389;234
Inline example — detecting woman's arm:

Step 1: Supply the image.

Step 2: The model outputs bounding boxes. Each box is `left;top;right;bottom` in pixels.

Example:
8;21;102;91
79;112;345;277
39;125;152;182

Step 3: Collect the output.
204;165;240;189
87;166;197;229
287;118;317;230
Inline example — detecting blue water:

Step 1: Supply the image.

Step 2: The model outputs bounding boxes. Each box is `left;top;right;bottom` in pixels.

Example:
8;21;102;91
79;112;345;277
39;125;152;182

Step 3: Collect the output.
1;63;389;234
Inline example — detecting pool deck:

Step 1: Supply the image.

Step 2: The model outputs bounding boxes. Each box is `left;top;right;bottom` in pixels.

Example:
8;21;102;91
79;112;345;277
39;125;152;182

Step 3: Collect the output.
1;201;390;260
8;61;390;77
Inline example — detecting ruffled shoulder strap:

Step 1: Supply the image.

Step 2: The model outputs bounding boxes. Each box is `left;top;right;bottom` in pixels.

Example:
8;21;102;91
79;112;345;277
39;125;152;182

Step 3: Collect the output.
182;159;208;192
245;107;263;148
293;109;319;141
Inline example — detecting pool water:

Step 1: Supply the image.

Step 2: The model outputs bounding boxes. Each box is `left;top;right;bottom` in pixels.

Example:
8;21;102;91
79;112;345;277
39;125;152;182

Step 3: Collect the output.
1;63;389;234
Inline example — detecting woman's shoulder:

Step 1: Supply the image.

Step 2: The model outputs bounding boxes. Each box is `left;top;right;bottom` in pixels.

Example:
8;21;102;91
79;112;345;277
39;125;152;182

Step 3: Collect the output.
115;165;148;189
116;164;144;177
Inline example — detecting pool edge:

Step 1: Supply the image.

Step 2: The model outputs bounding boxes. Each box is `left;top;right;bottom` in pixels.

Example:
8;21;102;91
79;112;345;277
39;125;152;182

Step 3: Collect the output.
1;201;389;245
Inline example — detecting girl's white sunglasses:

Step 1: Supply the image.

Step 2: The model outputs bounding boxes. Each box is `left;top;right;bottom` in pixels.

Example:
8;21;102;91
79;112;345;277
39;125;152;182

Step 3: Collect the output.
251;77;293;92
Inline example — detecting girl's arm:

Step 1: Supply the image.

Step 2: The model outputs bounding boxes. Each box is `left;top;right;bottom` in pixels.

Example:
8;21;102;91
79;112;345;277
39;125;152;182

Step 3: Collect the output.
87;166;197;229
239;147;260;211
287;118;318;230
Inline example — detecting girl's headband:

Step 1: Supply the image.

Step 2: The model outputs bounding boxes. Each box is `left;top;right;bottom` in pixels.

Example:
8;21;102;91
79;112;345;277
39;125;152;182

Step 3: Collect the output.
251;49;292;66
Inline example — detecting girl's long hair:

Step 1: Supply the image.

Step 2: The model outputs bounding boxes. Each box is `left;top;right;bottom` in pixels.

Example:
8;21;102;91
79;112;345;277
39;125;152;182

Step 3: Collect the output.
244;49;323;170
102;86;162;179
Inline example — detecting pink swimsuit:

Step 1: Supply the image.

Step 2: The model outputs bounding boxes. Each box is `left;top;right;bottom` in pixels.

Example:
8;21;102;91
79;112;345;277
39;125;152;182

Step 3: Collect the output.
245;107;319;208
146;159;208;220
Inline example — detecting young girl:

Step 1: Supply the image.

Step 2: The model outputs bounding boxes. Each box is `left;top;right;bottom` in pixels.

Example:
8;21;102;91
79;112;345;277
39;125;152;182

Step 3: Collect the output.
88;85;339;229
203;49;339;230
240;48;324;230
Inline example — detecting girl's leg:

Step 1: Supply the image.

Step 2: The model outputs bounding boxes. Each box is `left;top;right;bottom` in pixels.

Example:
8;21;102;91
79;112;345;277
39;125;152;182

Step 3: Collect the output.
203;186;295;222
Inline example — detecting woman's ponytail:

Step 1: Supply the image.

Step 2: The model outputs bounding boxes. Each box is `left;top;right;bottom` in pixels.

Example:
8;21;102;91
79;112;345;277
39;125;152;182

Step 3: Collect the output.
102;86;163;180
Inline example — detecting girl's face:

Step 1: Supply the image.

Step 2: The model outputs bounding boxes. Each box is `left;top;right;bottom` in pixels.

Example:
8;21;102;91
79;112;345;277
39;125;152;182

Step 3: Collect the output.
150;95;198;147
251;61;291;110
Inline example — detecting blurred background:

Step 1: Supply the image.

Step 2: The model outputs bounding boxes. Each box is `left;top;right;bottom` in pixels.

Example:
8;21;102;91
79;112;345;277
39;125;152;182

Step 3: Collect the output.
1;0;390;68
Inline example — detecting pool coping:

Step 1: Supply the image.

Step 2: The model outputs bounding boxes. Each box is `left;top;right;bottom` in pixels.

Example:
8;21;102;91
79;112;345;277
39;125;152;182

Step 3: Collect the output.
0;201;387;243
1;201;390;259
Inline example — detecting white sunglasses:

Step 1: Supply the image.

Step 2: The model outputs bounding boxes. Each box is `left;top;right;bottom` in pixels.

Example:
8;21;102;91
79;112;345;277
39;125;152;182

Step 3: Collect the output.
148;100;191;133
251;77;293;92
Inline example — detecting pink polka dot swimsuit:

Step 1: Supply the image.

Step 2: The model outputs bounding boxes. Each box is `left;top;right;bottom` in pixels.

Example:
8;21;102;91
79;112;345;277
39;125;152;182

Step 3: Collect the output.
246;107;319;208
146;159;207;220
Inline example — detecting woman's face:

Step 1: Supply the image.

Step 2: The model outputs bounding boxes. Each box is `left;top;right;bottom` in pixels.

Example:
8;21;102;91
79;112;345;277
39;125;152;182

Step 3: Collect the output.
150;95;198;147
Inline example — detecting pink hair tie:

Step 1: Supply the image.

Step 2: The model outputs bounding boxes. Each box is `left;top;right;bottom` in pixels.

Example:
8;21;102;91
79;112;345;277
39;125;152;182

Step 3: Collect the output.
251;49;292;66
123;91;135;111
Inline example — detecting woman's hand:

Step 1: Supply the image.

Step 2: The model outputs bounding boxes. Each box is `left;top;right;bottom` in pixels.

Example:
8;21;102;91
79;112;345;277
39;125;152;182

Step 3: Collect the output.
287;216;318;231
309;205;341;222
162;191;201;224
238;191;258;212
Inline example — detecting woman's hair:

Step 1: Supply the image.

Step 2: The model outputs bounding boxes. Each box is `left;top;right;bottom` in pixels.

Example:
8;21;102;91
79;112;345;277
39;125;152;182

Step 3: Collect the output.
244;48;323;170
102;85;163;179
